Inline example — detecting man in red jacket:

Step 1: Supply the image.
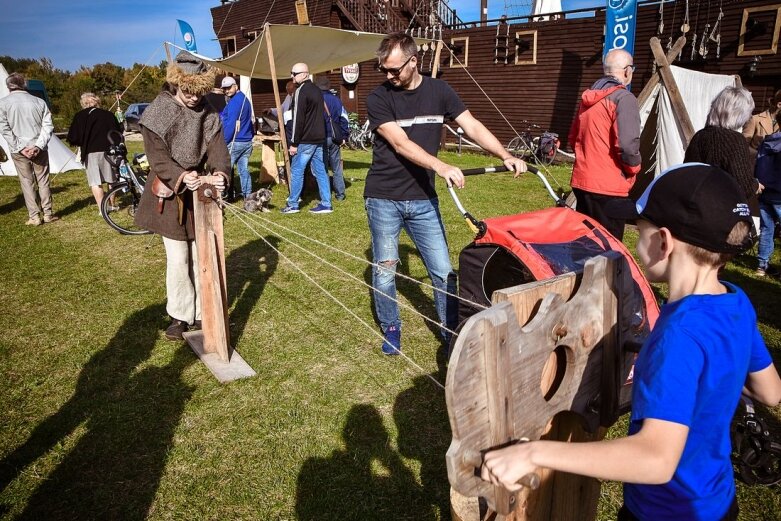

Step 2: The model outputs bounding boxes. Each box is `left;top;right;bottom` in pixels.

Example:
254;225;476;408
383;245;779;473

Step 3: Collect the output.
569;49;641;240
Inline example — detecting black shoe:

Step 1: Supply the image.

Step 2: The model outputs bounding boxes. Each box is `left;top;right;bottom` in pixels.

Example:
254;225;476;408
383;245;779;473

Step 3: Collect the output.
165;319;188;340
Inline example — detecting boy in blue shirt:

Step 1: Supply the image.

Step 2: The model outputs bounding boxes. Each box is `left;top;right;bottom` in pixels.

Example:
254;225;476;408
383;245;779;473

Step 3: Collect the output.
480;163;781;520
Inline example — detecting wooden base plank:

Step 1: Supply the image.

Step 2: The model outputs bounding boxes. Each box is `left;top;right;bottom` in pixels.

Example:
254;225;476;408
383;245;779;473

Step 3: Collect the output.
183;330;256;383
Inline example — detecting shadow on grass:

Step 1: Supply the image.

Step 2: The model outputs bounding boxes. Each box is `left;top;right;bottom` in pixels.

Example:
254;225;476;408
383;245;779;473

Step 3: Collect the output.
226;236;280;346
0;183;72;216
0;303;197;520
343;159;371;171
56;195;94;219
296;402;443;521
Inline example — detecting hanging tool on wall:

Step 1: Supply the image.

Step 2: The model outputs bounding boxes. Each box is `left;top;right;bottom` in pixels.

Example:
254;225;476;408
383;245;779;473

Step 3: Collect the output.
710;3;724;59
699;1;712;58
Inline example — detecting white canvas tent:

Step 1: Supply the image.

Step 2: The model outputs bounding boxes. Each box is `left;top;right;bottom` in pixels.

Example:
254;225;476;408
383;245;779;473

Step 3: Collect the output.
0;63;82;176
192;24;403;79
638;65;737;176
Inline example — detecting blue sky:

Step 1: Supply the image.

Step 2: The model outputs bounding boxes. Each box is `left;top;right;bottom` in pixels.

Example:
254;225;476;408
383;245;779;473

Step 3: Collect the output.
0;1;602;72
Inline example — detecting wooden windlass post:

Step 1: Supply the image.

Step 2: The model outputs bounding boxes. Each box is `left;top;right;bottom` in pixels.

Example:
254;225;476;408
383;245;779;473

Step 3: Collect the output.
183;177;256;382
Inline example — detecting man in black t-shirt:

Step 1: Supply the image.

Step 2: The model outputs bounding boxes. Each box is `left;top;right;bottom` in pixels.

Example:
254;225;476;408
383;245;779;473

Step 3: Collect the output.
366;32;526;356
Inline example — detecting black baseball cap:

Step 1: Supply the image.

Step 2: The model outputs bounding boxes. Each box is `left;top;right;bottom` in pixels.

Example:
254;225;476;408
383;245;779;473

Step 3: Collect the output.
616;163;756;253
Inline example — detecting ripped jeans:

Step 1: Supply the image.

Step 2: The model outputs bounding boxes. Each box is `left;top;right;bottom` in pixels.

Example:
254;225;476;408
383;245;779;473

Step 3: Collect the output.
365;197;458;342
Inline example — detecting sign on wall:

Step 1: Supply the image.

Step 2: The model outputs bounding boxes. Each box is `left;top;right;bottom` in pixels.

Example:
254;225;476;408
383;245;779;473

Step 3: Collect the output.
342;64;360;84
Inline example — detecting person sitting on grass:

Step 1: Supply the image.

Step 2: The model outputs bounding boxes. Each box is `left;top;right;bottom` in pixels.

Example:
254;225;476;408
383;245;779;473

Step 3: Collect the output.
480;163;781;521
755;110;781;278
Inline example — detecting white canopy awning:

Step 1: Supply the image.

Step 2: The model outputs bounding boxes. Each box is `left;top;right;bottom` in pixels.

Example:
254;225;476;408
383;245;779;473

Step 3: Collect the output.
188;24;429;79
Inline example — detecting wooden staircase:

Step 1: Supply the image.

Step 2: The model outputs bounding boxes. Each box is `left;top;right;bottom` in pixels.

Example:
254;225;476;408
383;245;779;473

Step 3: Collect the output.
334;0;462;34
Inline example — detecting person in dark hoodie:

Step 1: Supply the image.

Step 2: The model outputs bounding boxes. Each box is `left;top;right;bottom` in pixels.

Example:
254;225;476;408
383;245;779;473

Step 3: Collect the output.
282;63;332;214
568;49;641;240
755;111;781;277
67;92;122;210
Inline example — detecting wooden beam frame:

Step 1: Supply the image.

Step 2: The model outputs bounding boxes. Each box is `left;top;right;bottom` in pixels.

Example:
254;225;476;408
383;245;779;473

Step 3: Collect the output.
738;4;781;57
514;30;538;66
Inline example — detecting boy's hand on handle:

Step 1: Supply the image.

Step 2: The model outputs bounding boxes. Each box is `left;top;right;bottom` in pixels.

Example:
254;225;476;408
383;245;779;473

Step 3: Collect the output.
480;440;539;493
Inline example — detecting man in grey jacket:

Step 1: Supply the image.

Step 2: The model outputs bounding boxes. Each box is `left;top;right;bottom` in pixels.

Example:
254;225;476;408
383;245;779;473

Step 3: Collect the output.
0;72;57;225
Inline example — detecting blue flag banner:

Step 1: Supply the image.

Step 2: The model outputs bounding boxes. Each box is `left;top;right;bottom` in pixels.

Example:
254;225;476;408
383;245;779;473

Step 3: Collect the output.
177;19;197;53
604;0;639;57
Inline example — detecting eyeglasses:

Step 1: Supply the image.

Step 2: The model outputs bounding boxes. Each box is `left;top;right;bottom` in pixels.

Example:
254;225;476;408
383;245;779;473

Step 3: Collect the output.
624;64;636;72
377;55;414;76
291;70;306;77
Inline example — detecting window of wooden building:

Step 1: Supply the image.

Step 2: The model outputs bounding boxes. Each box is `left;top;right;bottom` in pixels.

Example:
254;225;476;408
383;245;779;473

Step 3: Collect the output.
514;30;537;66
220;36;237;57
738;4;781;57
450;37;469;68
245;30;260;43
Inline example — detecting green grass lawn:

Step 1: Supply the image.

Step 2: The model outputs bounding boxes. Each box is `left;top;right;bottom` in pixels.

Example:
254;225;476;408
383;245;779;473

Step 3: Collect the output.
0;146;779;520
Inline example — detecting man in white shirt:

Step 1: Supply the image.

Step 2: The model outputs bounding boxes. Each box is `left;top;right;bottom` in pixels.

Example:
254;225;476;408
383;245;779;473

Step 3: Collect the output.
0;72;56;225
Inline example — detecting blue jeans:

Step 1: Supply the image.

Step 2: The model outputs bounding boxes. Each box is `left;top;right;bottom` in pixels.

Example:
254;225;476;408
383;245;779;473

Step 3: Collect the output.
287;142;331;208
758;199;781;269
365;197;457;342
229;140;253;198
325;137;346;199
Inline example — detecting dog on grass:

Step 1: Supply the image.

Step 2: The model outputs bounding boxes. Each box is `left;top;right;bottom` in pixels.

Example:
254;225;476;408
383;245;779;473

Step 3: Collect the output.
243;188;273;212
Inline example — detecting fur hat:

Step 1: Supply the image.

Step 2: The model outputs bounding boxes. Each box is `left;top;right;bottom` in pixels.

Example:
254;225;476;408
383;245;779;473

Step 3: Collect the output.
166;51;215;95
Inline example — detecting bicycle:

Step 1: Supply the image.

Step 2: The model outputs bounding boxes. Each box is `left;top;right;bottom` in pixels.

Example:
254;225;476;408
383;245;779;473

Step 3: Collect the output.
348;118;374;151
507;122;560;166
101;130;151;235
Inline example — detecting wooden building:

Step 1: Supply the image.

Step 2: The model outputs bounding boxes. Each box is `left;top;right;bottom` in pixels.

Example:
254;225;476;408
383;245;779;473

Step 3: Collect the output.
211;0;781;148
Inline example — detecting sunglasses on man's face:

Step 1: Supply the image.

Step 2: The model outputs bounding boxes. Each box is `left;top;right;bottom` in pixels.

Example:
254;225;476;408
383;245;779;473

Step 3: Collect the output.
377;55;414;76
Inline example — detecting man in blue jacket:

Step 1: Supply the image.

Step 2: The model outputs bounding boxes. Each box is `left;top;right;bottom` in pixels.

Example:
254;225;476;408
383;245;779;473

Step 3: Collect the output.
315;75;349;201
220;76;255;206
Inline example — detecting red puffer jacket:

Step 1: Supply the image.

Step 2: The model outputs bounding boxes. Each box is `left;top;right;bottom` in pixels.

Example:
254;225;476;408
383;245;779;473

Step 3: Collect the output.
569;76;641;197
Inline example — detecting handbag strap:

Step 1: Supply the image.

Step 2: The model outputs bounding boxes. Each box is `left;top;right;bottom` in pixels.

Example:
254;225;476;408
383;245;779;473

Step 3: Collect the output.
323;101;337;138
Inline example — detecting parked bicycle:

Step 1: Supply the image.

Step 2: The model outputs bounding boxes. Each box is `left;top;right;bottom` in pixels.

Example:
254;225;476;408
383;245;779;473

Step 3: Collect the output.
507;122;560;166
348;118;374;151
101;130;151;235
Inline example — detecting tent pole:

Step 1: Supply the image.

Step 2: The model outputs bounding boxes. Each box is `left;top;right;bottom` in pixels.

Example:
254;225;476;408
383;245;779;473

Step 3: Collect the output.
649;37;695;146
636;36;686;108
265;24;292;194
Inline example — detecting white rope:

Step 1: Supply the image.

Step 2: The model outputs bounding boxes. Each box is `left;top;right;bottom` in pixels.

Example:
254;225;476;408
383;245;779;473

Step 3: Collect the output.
224;203;446;390
108;45;162;113
224;202;469;339
441;42;568;191
224;199;488;313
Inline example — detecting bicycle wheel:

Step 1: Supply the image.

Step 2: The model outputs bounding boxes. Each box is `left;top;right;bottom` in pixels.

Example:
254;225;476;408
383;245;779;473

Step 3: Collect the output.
101;182;151;235
508;136;533;159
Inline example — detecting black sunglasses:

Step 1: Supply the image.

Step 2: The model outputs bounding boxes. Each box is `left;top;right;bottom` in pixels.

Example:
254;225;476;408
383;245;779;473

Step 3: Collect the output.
377;55;414;76
291;70;306;77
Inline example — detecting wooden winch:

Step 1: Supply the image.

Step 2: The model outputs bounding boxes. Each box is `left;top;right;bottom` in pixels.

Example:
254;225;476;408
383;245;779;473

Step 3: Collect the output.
446;252;646;520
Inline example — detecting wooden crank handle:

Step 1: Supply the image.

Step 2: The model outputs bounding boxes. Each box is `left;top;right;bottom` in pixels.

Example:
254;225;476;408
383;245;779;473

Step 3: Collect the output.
462;449;541;491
